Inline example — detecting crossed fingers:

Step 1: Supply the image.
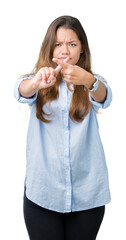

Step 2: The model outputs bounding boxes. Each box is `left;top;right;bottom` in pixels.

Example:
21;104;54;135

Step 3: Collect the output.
53;57;70;76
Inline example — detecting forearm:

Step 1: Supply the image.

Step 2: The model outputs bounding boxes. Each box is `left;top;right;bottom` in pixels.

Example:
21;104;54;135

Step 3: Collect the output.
85;74;107;103
90;80;106;102
19;78;38;98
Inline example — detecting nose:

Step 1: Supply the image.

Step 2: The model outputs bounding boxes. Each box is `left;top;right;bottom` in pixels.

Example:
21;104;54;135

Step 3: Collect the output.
62;44;70;55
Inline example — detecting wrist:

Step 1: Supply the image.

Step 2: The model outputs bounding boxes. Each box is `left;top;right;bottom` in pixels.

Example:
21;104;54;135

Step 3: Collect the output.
31;77;39;91
87;75;100;92
84;74;96;89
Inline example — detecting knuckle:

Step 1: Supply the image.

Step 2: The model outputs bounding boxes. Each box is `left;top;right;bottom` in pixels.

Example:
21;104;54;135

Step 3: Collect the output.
68;68;72;75
39;68;46;74
49;67;55;75
67;75;71;80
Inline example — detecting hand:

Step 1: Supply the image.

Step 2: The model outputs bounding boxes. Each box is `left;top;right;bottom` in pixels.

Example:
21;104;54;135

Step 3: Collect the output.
32;58;70;90
19;59;70;98
32;63;65;90
52;58;95;87
32;67;56;90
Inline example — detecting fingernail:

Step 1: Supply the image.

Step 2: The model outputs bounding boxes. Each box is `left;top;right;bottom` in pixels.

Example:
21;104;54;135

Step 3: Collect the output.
49;76;54;81
64;57;70;62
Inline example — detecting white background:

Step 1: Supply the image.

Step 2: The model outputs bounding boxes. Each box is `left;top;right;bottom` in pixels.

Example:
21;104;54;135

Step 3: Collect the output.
0;0;126;239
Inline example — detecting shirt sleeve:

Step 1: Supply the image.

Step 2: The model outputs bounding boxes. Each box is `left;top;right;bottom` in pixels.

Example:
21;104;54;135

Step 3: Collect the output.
89;75;112;110
14;76;38;105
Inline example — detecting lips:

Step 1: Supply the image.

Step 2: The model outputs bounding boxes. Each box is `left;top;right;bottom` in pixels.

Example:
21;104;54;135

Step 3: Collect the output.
58;57;68;60
58;57;71;61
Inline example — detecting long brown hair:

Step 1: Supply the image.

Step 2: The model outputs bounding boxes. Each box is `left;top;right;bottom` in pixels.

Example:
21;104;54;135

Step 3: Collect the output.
27;16;93;122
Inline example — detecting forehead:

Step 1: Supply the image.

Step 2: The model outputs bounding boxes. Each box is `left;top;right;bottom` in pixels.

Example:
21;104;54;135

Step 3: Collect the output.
56;27;79;41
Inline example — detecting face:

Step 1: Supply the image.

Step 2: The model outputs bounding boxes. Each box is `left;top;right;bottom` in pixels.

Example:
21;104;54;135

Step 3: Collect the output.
53;27;83;65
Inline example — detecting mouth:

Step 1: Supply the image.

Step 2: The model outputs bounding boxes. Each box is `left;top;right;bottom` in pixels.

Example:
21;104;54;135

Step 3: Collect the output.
58;57;71;61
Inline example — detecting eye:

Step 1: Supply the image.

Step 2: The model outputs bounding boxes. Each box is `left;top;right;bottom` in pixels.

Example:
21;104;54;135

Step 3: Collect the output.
55;43;61;47
69;43;76;47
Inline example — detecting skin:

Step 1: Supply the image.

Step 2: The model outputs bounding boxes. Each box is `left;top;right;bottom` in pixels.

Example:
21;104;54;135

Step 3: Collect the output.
19;27;106;102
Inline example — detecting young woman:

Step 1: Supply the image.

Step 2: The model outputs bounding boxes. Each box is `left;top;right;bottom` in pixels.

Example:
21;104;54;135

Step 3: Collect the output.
14;15;112;240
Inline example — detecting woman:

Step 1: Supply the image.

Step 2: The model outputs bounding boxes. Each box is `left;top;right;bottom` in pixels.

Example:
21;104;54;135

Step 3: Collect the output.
14;15;112;240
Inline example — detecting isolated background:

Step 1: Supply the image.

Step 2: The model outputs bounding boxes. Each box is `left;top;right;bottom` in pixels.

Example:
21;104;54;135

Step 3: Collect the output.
0;0;126;239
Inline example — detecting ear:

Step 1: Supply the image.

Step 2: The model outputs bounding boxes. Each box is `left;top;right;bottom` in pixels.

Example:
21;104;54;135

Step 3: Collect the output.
80;47;84;54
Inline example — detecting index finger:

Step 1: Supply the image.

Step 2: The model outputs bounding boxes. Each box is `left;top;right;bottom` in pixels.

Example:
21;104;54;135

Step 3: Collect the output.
54;64;63;76
53;57;70;76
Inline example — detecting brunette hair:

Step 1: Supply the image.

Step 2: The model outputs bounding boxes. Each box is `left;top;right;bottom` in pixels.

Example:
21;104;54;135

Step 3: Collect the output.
27;15;93;122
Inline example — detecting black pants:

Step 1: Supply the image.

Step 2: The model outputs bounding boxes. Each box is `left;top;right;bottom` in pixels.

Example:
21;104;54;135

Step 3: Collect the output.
23;192;105;240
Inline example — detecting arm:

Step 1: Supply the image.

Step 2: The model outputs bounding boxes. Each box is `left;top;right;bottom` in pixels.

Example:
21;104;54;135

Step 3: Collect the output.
84;74;107;103
19;77;38;98
19;66;62;98
52;58;107;103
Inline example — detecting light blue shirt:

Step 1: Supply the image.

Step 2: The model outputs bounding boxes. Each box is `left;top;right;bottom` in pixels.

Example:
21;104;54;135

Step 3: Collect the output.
14;75;112;213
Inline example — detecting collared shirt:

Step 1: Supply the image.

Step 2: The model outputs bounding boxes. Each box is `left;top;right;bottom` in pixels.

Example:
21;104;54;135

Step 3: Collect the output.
14;75;112;213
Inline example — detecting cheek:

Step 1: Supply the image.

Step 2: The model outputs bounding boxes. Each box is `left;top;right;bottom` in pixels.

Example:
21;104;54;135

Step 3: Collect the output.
53;51;56;58
73;50;81;62
53;49;58;58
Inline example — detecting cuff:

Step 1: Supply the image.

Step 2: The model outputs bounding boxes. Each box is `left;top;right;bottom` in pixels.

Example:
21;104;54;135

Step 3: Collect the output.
14;76;38;104
89;75;112;110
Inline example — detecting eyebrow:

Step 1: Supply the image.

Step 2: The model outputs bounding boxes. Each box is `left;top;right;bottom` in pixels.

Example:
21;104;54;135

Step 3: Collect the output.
55;40;78;43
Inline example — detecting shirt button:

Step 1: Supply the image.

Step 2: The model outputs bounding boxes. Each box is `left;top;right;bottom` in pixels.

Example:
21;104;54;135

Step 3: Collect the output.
65;130;68;134
66;166;69;171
